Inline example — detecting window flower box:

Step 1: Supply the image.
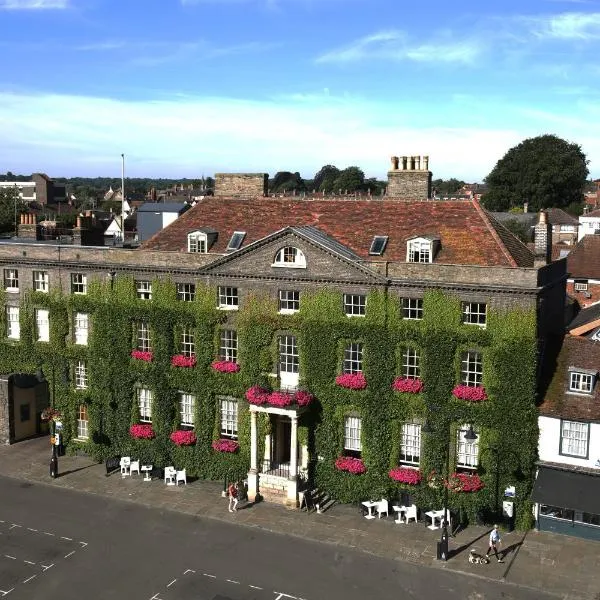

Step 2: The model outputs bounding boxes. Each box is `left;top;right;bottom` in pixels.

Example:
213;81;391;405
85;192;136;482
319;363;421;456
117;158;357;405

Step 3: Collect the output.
212;438;240;453
41;407;62;422
245;385;270;405
389;466;422;485
392;377;423;393
130;423;155;440
335;456;366;474
170;430;197;446
171;354;197;368
245;386;315;407
452;384;487;402
446;472;484;493
211;360;240;373
131;350;153;362
335;373;367;390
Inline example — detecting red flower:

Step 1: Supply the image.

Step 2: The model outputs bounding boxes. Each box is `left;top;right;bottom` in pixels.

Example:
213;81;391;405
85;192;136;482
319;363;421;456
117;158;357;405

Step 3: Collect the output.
130;423;155;439
245;386;270;405
446;472;485;493
171;354;197;368
245;387;315;407
293;390;314;407
335;456;366;474
212;439;240;453
131;350;153;362
170;430;197;446
392;377;423;393
211;360;240;373
269;391;294;407
335;373;367;390
389;466;422;485
452;385;488;402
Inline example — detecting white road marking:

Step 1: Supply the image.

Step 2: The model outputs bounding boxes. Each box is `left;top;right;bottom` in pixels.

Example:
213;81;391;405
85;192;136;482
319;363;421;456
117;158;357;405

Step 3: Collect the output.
0;587;14;596
27;528;38;532
166;579;176;588
24;560;35;565
149;594;162;600
274;593;299;600
79;541;88;548
64;551;75;559
4;555;16;560
43;532;54;537
0;519;4;523
183;569;195;575
60;536;72;541
41;563;54;571
249;585;263;590
226;579;240;584
9;524;20;530
22;575;36;584
202;573;216;578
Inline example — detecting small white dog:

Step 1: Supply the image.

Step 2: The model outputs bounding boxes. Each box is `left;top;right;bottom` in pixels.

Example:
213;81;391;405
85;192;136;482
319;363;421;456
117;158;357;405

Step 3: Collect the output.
468;549;490;564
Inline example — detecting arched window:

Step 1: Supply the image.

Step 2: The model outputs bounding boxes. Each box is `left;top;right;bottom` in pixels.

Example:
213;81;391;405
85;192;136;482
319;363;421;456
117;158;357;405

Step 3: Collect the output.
273;247;306;268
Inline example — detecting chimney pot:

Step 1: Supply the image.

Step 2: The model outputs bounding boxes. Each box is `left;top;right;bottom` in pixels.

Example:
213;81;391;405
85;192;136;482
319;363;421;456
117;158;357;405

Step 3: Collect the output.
391;156;399;170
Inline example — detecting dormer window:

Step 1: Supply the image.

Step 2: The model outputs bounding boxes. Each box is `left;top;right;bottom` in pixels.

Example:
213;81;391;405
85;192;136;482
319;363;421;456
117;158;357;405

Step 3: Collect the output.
188;231;207;253
273;246;306;268
568;369;596;394
406;237;437;263
227;231;246;251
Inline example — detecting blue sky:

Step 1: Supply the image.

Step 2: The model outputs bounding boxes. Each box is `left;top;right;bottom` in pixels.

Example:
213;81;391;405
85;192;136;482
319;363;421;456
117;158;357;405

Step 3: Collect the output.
1;0;599;182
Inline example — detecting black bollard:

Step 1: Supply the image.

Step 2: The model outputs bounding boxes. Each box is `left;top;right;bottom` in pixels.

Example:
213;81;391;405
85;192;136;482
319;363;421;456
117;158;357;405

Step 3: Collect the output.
50;446;58;478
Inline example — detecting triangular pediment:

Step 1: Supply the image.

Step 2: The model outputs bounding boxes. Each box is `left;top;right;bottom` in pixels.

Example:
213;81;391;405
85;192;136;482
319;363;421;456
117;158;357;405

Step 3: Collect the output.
201;227;385;283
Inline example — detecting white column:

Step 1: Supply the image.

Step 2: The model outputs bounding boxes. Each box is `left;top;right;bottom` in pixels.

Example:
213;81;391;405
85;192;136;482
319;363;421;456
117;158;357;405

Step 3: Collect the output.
247;410;259;502
287;415;299;507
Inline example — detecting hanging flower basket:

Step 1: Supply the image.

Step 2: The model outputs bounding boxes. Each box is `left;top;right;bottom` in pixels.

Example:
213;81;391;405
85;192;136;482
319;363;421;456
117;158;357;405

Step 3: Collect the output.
427;469;444;489
389;466;422;485
211;360;240;373
335;456;366;474
212;439;240;453
452;384;487;402
171;354;197;368
335;373;367;390
245;387;315;407
130;423;155;440
41;407;62;422
131;350;153;362
446;472;485;493
392;377;423;393
170;430;197;446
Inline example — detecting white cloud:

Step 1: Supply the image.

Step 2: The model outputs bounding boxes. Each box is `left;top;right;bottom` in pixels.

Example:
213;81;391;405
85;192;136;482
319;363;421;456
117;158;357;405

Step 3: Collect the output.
316;30;481;65
0;0;68;8
527;12;600;40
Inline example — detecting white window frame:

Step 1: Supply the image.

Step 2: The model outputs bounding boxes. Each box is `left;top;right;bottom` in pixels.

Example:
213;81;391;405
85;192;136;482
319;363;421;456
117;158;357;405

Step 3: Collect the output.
136;280;152;300
180;327;195;357
35;308;49;342
220;329;238;362
136;321;151;352
177;282;196;302
6;306;20;340
461;351;483;386
279;290;300;314
574;280;588;292
179;392;195;427
218;286;238;310
402;347;421;379
569;371;594;394
456;424;479;470
560;420;589;458
71;273;87;295
187;231;207;253
220;397;238;439
343;342;363;374
402;298;423;320
462;302;487;327
273;246;307;268
344;294;366;317
77;404;89;439
33;270;49;293
344;416;362;452
3;269;19;292
75;360;88;389
399;422;421;465
407;239;432;263
74;312;89;345
137;387;153;423
279;335;299;389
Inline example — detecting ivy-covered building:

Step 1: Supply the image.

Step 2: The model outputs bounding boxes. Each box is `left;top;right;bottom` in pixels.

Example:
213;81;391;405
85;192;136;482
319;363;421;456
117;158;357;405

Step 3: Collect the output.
0;167;566;530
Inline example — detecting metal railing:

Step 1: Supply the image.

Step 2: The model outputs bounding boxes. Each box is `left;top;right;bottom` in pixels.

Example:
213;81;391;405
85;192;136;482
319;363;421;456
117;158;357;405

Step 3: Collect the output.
261;459;290;479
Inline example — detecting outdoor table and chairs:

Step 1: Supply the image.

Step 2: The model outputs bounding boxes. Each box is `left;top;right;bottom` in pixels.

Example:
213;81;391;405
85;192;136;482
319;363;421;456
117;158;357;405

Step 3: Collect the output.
393;505;407;524
164;466;177;485
141;464;153;481
425;508;451;530
362;500;378;519
393;503;418;524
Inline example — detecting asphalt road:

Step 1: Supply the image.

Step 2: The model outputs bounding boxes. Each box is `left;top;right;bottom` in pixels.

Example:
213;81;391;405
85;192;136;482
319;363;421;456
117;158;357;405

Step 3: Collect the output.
0;476;558;600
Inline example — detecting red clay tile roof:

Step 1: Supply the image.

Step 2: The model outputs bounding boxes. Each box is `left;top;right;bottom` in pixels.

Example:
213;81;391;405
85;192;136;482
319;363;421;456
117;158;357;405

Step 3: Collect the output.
566;235;600;279
140;197;534;267
539;336;600;421
546;207;579;226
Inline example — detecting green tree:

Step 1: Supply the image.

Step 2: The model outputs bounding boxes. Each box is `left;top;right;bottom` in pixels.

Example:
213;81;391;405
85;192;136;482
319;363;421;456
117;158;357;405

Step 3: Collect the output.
501;219;533;244
332;166;365;193
0;187;27;234
482;134;589;212
313;165;340;193
270;171;306;193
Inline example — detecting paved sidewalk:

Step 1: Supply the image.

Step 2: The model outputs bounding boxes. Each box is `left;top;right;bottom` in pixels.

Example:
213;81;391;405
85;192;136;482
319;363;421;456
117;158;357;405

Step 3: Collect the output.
1;437;599;600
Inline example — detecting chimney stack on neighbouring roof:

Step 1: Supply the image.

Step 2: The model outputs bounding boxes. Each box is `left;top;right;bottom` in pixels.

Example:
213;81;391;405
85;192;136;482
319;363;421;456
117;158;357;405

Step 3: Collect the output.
386;155;432;200
18;212;38;239
534;210;552;266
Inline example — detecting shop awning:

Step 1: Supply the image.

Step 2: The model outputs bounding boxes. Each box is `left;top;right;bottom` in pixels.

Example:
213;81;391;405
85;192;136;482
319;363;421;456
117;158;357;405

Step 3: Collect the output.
531;467;600;514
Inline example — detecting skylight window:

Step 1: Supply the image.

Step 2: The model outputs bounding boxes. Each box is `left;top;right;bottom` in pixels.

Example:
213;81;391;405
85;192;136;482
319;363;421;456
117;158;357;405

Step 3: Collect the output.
227;231;246;251
369;236;388;256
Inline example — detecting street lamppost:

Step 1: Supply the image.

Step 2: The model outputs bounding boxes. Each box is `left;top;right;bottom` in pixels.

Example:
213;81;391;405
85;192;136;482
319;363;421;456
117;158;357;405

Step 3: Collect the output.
422;419;478;561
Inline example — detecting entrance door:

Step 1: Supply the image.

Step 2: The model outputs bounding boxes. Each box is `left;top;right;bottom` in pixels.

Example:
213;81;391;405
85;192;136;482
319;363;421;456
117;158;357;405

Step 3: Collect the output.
274;416;291;466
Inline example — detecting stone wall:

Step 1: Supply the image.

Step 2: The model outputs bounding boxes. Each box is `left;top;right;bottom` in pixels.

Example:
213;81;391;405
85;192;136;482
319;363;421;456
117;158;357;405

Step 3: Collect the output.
214;173;268;198
0;376;11;445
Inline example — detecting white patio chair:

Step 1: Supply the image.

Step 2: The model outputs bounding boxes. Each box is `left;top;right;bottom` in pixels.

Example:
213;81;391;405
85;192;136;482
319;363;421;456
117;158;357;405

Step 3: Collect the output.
176;468;187;486
164;466;176;485
129;460;140;475
376;498;389;519
120;456;131;476
404;504;418;524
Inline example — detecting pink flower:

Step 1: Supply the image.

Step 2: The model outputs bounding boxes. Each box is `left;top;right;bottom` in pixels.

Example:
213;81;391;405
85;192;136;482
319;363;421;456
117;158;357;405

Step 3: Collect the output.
269;391;294;407
245;387;315;407
245;386;270;405
212;439;240;453
170;430;197;446
335;456;367;474
446;472;484;493
452;384;488;402
130;423;155;439
335;373;367;390
389;467;422;485
211;360;240;373
171;354;197;368
131;350;153;362
392;377;424;393
293;390;314;406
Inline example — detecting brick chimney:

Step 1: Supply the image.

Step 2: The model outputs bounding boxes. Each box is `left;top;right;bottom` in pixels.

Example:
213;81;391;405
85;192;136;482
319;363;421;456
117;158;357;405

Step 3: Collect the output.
18;213;38;239
534;210;552;266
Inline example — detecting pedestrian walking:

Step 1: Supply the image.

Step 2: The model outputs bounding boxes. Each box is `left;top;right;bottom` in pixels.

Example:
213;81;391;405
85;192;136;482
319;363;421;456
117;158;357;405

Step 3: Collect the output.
486;524;504;563
228;481;239;512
